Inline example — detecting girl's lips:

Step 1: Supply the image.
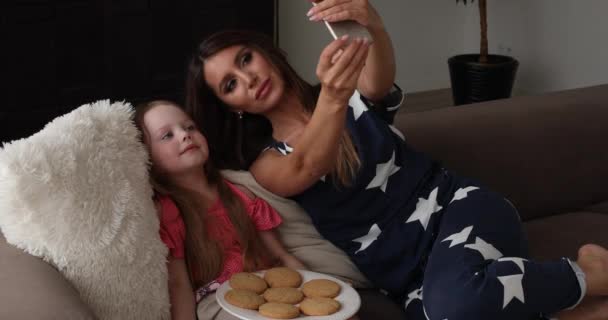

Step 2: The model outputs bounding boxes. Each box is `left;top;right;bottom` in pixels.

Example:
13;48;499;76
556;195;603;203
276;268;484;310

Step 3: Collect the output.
256;79;271;100
180;145;199;155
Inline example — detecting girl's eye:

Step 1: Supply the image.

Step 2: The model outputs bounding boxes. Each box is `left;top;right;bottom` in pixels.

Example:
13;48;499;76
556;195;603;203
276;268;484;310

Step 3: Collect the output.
225;78;237;93
161;132;173;140
186;124;196;131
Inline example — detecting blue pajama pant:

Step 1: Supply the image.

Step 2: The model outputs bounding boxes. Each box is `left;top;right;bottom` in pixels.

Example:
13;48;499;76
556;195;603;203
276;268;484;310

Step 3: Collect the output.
401;185;585;320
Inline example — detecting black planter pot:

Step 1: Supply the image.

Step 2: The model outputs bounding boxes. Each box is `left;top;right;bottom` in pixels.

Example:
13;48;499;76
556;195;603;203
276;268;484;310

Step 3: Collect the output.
448;54;519;106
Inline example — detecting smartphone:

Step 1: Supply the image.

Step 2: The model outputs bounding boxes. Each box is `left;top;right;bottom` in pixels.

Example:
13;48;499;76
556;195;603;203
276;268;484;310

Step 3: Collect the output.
311;2;373;42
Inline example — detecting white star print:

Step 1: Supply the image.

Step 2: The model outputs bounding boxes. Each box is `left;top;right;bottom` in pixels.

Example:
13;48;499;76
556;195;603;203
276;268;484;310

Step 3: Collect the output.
464;237;504;260
366;151;400;193
353;223;381;254
349;91;368;121
497;274;525;308
404;287;423;310
450;186;480;203
442;226;473;248
406;187;443;230
389;125;405;141
498;257;528;273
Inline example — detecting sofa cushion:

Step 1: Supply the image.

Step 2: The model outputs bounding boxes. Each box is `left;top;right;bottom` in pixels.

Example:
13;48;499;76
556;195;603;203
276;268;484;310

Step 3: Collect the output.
525;211;608;261
395;84;608;221
0;233;96;320
0;100;169;320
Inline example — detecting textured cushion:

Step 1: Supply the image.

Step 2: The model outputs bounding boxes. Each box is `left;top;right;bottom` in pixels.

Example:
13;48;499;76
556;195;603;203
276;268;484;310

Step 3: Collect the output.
221;170;371;288
0;100;169;320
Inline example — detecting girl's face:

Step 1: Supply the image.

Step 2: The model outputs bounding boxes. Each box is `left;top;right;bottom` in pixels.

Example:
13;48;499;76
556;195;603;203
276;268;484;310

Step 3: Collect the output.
142;104;209;176
202;45;285;115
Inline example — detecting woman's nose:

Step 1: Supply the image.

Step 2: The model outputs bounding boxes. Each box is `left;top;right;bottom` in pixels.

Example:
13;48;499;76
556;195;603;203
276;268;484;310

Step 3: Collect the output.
245;72;258;89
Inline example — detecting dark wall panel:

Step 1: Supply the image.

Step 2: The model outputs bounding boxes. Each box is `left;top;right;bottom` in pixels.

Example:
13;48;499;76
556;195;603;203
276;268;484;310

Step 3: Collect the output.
1;0;275;142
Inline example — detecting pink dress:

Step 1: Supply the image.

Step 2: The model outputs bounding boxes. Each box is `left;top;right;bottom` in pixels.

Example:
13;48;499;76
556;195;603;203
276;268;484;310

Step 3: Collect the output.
157;180;282;301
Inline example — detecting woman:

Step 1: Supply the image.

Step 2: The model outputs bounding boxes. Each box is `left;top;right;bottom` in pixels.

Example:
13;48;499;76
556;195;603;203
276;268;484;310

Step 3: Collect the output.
186;1;608;319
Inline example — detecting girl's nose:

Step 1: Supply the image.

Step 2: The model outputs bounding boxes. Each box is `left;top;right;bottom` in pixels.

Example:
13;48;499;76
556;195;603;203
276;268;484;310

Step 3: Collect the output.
182;130;191;141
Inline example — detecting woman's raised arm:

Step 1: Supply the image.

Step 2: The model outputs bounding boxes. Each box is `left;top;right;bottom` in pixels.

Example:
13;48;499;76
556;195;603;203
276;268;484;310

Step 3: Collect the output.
308;0;396;101
251;37;370;197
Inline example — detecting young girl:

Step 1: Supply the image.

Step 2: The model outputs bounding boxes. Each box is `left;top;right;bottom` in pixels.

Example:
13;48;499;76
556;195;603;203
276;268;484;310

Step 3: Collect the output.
184;1;608;319
134;100;305;320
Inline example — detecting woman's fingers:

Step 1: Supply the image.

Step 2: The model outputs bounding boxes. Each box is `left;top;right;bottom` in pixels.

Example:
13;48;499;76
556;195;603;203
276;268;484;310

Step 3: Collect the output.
308;0;350;15
337;39;369;84
317;35;350;75
308;0;369;26
324;38;363;79
323;39;368;89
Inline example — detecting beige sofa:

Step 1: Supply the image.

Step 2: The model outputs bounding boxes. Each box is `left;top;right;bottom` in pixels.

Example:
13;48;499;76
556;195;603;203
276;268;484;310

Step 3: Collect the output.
1;84;607;319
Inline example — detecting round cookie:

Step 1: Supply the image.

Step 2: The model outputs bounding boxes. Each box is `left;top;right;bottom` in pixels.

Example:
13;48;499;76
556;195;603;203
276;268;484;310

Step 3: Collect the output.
302;279;341;298
299;297;341;316
224;289;265;310
259;302;300;319
263;267;302;288
229;272;267;294
263;287;304;304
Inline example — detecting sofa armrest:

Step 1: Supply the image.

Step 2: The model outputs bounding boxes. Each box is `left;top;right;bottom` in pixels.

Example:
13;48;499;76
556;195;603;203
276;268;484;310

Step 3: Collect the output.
394;85;608;221
0;232;97;320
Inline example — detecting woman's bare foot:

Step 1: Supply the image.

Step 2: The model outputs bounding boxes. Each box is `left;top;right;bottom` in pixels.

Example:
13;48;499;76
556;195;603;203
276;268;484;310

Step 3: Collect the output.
577;244;608;296
555;296;608;320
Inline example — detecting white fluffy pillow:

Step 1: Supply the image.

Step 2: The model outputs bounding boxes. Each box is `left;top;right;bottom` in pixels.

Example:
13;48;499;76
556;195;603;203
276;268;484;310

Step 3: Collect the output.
0;100;170;320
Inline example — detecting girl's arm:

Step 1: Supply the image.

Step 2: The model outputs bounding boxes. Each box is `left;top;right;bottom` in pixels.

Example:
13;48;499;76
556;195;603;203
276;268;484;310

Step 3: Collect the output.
259;229;306;270
167;258;197;320
251;37;370;197
309;0;396;101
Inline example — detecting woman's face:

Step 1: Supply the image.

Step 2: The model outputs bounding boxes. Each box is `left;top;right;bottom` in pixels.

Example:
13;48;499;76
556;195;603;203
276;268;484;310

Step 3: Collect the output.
202;45;285;115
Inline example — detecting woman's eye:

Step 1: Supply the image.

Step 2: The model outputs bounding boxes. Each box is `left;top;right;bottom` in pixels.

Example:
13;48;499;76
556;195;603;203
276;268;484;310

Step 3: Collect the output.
225;79;237;93
241;52;252;66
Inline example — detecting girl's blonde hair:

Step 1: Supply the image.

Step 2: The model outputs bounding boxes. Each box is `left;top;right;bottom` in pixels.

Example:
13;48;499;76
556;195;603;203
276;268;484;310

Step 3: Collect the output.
134;100;271;288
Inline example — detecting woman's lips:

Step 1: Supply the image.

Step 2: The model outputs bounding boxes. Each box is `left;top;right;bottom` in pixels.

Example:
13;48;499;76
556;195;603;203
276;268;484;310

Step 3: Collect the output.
256;79;271;100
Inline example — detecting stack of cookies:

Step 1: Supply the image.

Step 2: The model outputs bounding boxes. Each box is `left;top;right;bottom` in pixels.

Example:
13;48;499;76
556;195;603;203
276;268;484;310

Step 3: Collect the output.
224;267;343;319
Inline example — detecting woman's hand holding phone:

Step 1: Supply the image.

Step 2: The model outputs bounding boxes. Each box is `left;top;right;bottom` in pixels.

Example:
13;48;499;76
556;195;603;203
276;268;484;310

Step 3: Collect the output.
316;36;371;106
308;0;383;31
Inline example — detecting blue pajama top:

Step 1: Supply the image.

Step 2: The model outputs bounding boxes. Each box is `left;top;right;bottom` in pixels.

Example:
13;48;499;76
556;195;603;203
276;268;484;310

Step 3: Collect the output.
268;86;452;297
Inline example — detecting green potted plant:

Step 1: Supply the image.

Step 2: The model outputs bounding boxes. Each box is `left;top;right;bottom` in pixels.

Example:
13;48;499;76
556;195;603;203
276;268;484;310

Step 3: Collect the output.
449;0;519;105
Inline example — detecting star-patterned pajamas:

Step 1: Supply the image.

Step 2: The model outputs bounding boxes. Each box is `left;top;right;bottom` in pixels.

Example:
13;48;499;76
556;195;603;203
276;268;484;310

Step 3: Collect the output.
266;86;585;320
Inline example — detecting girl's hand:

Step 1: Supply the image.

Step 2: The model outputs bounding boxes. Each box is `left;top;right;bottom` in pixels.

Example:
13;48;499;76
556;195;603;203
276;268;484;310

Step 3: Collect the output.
316;36;371;105
308;0;383;31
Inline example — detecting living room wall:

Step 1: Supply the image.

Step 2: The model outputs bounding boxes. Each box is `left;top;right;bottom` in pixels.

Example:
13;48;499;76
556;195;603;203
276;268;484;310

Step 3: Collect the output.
278;0;467;93
463;0;608;95
280;0;608;95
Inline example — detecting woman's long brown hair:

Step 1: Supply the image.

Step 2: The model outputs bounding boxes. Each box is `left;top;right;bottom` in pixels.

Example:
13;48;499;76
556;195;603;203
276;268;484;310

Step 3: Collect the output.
134;100;269;289
186;30;361;187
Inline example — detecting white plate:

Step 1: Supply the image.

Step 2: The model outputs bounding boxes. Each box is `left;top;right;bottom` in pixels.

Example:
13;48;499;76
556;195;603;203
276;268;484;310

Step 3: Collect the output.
216;269;361;320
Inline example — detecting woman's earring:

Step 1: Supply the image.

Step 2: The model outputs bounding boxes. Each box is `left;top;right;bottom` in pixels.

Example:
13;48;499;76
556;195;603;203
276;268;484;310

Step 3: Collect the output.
237;111;243;119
